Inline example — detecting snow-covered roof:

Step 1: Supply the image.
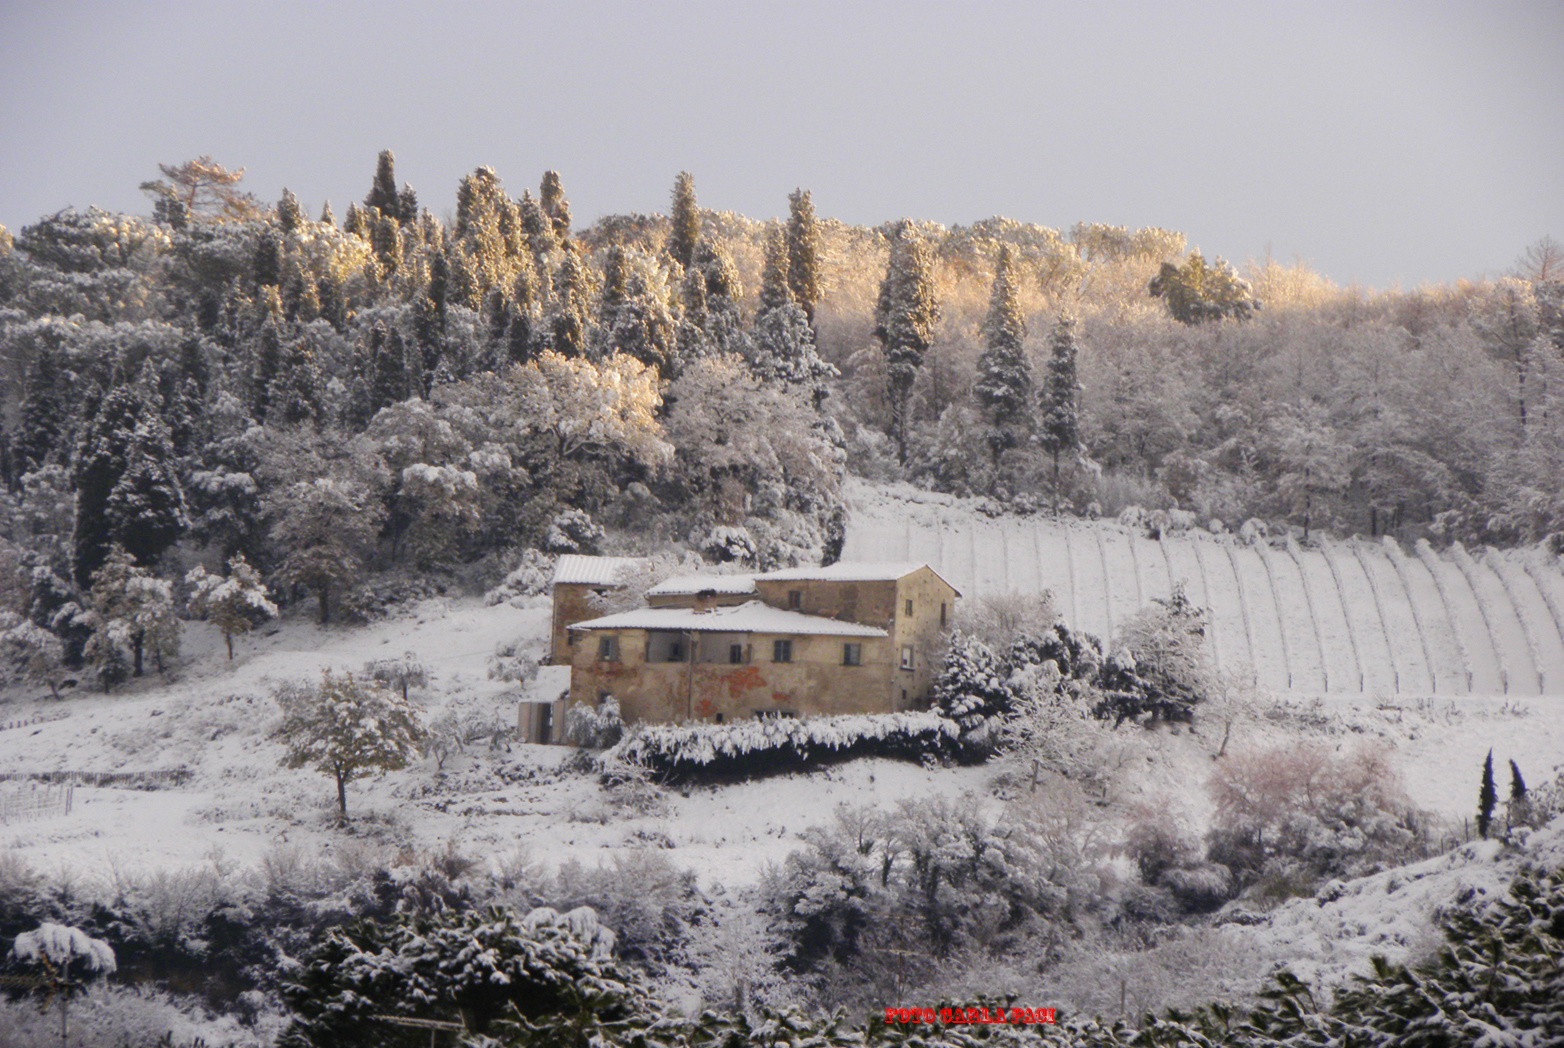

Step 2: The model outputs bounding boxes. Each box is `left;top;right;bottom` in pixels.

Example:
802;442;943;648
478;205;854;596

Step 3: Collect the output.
757;561;958;592
644;573;759;598
568;601;888;637
551;555;645;587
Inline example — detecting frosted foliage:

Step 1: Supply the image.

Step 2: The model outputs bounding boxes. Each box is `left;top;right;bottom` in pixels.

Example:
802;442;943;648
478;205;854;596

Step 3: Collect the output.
272;670;426;815
12;921;117;973
508;351;672;468
608;710;956;770
485;549;555;605
186;554;277;658
565;696;623;748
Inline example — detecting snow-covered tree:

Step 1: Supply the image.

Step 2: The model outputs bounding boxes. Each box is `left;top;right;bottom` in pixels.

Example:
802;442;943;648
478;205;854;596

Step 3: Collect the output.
185;553;277;659
668;171;700;272
873;222;940;464
1478;748;1497;838
540;169;572;241
1149;250;1261;324
266;477;382;625
82;544;178;683
786;188;822;323
973;247;1031;462
1039;312;1082;510
0;611;65;697
10;921;116;1048
272;669;425;817
1096;585;1210;725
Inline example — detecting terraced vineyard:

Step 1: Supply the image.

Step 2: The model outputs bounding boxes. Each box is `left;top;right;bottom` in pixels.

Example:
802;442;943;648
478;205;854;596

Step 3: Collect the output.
842;482;1564;697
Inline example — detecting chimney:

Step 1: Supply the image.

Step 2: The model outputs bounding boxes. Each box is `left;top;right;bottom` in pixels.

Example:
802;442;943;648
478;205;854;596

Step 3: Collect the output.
693;589;717;614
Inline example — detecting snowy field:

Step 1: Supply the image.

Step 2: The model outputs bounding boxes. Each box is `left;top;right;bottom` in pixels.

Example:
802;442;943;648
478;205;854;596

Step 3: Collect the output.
0;479;1561;1012
841;478;1564;698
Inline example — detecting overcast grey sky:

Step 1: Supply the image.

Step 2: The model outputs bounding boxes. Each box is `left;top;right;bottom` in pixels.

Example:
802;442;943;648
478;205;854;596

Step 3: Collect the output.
1;0;1560;289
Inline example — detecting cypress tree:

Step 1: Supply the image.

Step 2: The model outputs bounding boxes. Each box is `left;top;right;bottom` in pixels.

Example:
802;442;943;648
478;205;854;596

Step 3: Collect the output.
71;386;142;588
1040;312;1082;509
540;171;571;241
872;221;939;465
365;150;400;217
1478;749;1497;838
252;287;286;420
519;190;552;269
372;213;402;275
278;188;305;233
973;247;1030;462
1509;758;1531;829
549;241;591;358
17;345;69;472
786;188;822;323
319;200;335;227
254;234;282;289
758;224;793;312
343;202;368;240
599;245;630;329
668;171;700;272
397;184;418;225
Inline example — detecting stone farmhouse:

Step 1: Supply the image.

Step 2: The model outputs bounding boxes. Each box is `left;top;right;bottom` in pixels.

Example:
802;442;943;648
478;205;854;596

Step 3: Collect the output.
554;559;959;726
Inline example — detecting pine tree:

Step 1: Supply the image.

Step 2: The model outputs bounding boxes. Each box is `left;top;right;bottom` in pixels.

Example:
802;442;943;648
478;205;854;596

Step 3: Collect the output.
396;183;418;226
786;188;822;323
251;287;286;420
105;414;188;567
364;149;400;217
540;170;571;241
1478;749;1497;838
1039;312;1082;510
277;188;305;234
1149;250;1261;324
872;222;939;464
973;247;1030;462
668;171;700;271
319;200;335;227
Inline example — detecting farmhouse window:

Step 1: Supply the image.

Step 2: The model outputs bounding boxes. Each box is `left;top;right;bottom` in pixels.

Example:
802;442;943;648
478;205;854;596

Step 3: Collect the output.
788;589;802;609
597;636;620;661
773;639;793;663
729;643;744;664
842;643;862;666
905;598;914;617
900;645;914;671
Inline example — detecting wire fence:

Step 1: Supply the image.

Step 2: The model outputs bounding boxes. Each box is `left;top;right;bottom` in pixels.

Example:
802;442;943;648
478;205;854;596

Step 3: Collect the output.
0;768;192;790
0;781;73;824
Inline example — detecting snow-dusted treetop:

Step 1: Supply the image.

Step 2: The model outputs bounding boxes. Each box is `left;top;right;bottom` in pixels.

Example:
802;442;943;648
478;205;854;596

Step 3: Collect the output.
11;922;117;974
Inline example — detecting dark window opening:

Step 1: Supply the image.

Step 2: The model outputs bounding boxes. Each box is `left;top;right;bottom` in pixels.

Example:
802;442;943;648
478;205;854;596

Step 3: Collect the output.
597;636;620;662
787;589;802;609
843;643;862;666
729;643;744;664
940;602;947;627
773;639;793;663
905;598;914;617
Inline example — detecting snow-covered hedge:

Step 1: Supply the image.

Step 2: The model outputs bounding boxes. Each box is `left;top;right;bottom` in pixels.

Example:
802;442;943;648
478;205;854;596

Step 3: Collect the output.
603;710;964;782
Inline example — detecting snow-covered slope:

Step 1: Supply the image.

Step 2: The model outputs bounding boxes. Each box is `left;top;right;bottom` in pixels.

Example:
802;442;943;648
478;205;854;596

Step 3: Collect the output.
842;479;1564;697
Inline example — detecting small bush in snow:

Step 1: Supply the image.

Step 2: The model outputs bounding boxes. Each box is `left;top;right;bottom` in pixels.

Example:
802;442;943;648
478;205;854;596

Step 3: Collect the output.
543;507;603;554
185;553;277;660
565;696;623;748
483;548;555;606
699;524;757;564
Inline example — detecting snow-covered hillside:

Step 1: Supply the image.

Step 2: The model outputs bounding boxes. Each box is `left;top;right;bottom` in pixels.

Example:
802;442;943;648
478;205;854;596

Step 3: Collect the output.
842;479;1564;697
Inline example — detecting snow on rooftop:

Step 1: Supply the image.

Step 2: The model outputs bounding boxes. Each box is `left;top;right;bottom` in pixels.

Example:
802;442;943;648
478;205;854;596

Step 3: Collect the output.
757;561;958;593
644;573;758;597
568;600;888;637
550;555;645;587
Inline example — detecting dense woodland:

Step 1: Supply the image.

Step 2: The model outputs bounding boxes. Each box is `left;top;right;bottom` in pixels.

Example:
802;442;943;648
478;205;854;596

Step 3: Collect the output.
0;151;1560;686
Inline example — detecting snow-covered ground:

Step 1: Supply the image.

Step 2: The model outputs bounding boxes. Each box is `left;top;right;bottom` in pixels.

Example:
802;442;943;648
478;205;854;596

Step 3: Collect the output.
0;478;1560;1012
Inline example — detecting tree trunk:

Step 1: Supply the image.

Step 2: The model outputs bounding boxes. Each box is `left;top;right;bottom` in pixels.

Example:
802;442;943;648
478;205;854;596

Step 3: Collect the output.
336;769;348;817
317;581;331;626
132;630;144;677
224;631;234;660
